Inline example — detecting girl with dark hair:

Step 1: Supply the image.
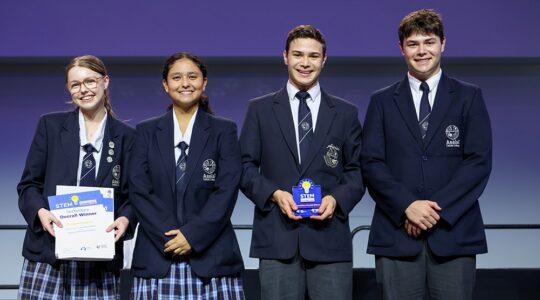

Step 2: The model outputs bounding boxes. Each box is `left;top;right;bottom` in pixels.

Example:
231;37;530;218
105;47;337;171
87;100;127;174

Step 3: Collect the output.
130;52;245;299
17;55;136;299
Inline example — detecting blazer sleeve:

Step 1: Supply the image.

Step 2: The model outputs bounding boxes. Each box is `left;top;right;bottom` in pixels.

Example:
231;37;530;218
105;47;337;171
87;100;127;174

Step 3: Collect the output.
361;95;418;226
181;123;241;253
432;88;492;226
129;124;178;253
115;130;137;240
327;106;365;219
17;116;49;233
239;101;279;211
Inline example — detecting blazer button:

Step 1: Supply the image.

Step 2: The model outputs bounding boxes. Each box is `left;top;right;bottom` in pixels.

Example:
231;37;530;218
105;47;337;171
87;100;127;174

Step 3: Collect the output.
421;155;428;161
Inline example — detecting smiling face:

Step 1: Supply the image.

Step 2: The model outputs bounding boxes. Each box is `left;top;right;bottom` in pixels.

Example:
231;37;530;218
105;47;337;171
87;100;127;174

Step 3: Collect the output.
283;38;327;91
66;66;109;114
400;32;445;81
162;58;208;111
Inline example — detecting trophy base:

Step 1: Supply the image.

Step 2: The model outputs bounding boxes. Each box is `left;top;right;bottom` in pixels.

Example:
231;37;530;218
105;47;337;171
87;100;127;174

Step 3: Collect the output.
294;208;320;217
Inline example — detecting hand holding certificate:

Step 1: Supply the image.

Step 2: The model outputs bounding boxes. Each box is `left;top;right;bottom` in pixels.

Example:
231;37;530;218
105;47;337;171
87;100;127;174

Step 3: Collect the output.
48;186;115;260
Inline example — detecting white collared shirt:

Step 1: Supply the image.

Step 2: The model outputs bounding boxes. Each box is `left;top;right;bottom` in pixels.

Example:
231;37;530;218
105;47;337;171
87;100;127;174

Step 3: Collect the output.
77;110;107;185
173;107;198;162
286;81;321;164
408;69;442;120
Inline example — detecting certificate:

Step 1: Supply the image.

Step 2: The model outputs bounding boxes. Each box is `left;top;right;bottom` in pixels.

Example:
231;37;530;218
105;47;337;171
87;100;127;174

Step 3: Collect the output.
49;186;115;260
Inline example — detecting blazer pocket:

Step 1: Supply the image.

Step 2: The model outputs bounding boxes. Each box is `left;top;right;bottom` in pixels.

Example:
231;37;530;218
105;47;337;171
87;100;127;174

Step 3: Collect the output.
368;210;396;247
321;218;351;250
212;228;242;267
195;182;215;190
455;206;486;246
24;231;44;254
251;211;275;247
130;236;149;269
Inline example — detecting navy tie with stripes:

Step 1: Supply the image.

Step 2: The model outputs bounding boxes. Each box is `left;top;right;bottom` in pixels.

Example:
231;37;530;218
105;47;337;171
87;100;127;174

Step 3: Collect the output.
297;91;313;166
419;82;431;139
80;143;97;187
176;141;188;224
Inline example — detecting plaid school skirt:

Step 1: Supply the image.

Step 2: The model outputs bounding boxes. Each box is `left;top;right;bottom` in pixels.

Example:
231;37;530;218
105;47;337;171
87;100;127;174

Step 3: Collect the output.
18;258;119;300
132;260;244;300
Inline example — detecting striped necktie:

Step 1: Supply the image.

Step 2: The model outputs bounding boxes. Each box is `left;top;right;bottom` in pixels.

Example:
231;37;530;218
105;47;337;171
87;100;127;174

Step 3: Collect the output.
419;81;431;139
297;91;313;165
176;141;188;224
80;143;97;186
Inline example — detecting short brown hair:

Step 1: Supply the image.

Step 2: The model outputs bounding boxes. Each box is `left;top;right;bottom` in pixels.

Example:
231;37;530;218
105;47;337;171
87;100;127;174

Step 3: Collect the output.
398;9;445;45
285;25;327;56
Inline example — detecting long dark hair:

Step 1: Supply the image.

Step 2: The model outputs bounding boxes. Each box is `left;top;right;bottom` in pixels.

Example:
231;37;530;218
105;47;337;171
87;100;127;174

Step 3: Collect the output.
162;52;213;114
65;55;114;116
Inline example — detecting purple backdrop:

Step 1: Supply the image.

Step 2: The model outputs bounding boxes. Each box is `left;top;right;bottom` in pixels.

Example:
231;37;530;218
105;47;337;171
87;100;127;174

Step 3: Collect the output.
1;0;539;57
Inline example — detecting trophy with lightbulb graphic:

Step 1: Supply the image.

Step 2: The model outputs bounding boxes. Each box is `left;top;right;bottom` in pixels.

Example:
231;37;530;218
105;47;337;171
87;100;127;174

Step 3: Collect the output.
292;178;322;217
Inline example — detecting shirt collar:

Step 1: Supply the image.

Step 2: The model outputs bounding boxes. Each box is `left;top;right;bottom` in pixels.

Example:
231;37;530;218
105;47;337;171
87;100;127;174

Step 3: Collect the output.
173;107;198;148
78;109;107;153
408;68;442;93
286;81;321;102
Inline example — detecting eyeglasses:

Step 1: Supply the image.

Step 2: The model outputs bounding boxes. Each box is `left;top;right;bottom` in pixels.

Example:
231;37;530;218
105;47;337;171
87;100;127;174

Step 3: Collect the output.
67;76;104;93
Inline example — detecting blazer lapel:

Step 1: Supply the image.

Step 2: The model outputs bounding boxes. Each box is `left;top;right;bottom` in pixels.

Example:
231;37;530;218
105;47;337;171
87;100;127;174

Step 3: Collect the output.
182;109;210;191
272;88;301;170
423;73;454;149
60;110;81;185
300;90;336;175
156;111;176;196
393;77;424;149
95;116;116;186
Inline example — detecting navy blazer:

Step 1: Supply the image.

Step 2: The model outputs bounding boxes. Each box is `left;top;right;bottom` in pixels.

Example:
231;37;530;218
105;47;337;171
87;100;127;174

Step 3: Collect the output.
17;109;136;270
240;87;365;262
129;109;244;278
361;73;492;257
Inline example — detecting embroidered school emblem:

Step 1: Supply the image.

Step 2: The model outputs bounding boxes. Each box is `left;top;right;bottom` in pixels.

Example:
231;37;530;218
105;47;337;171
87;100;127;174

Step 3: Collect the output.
445;125;460;148
112;165;121;187
202;159;216;181
112;165;121;180
323;144;340;168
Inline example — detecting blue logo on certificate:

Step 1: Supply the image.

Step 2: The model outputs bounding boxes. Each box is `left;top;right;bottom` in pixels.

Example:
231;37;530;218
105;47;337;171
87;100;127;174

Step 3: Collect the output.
292;179;322;217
